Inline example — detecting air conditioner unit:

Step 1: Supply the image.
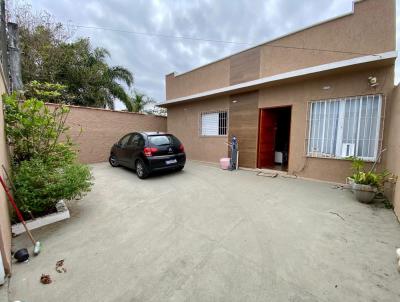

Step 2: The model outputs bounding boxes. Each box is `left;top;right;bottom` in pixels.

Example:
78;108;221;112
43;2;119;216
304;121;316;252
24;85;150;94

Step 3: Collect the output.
341;143;355;157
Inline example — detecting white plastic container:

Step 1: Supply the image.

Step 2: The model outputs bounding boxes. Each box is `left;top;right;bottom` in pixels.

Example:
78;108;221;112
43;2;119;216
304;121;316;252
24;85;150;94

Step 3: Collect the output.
220;158;230;170
275;152;283;164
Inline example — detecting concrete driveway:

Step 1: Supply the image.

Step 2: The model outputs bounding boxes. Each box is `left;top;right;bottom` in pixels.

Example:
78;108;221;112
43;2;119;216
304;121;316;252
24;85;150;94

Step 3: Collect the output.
6;162;400;301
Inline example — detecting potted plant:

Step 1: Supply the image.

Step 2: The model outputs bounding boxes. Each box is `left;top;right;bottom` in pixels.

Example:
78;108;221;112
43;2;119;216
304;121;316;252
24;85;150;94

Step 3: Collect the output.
349;157;392;204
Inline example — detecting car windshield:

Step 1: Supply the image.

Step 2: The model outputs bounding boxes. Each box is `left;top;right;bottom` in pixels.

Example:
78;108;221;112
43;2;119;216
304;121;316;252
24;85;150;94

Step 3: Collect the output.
148;135;171;146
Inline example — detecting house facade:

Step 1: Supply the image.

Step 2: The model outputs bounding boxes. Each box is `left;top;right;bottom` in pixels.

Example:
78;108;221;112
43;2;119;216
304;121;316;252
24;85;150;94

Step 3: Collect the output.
161;0;398;184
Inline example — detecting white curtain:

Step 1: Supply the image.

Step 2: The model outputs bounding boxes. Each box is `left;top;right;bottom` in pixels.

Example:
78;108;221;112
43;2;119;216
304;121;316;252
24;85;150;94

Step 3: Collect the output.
308;100;340;156
201;112;219;136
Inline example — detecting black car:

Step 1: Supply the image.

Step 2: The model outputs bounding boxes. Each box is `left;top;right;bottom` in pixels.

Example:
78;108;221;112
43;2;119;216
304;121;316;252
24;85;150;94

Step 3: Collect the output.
109;132;186;179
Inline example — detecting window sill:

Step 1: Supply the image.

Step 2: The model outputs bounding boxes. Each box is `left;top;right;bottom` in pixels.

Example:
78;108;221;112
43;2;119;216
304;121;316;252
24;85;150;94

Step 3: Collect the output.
306;155;377;163
199;135;228;138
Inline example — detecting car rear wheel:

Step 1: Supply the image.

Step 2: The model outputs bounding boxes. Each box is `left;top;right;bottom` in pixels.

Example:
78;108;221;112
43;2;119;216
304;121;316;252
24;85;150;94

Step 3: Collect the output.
136;159;150;179
109;155;119;167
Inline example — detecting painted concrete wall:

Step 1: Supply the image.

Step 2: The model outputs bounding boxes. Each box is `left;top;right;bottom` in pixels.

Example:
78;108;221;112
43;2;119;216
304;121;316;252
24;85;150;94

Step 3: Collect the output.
166;59;230;100
0;68;11;275
259;0;395;78
167;96;229;163
386;85;400;219
46;104;167;164
258;66;394;183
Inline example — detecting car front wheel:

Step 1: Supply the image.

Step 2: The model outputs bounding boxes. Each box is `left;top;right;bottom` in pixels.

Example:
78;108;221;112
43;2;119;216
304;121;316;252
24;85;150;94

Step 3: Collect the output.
136;159;150;179
109;155;119;167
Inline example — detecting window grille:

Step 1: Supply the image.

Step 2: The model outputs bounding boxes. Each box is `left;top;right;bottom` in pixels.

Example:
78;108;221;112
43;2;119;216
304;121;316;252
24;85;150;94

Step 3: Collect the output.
200;110;228;136
306;94;383;161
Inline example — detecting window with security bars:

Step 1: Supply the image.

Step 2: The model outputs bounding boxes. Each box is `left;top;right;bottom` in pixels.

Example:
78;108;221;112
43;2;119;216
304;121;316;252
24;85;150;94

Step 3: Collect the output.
307;95;383;161
200;110;228;136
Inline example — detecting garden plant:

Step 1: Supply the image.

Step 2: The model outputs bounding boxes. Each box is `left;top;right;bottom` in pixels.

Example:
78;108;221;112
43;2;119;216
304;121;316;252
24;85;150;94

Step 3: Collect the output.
3;93;92;219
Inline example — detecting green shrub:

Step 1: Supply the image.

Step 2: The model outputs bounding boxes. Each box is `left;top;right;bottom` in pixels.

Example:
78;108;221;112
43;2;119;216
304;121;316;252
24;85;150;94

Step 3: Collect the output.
3;93;93;218
23;80;74;104
4;93;72;163
13;155;92;216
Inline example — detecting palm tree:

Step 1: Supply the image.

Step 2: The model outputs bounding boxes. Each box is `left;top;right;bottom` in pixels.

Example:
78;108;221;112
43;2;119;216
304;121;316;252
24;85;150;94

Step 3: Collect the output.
126;90;155;113
15;4;134;109
101;66;134;110
56;39;134;109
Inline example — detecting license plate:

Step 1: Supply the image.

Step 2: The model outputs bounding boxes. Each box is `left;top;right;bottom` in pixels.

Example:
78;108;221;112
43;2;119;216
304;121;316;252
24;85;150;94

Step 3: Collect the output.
165;159;177;165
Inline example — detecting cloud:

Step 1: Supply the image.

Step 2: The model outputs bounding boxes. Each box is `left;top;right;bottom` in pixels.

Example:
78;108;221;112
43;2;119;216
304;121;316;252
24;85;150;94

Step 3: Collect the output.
22;0;398;109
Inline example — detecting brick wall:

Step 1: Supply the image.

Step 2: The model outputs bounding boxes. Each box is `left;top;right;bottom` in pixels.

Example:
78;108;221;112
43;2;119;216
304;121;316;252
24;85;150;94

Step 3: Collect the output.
46;104;167;164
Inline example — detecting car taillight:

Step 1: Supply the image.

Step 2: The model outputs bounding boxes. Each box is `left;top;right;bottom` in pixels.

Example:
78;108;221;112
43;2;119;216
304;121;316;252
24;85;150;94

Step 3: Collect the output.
179;144;184;152
144;147;158;157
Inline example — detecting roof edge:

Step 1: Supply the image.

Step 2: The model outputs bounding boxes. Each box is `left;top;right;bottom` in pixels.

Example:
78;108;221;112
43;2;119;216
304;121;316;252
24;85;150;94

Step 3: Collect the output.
170;0;359;78
160;50;397;106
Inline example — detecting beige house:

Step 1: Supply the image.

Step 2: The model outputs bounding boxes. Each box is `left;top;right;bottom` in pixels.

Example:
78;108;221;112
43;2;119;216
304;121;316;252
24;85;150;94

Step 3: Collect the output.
161;0;400;216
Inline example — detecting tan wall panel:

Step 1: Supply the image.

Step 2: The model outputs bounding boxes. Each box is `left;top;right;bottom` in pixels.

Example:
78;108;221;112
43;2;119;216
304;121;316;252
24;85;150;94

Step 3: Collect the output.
259;66;394;183
0;69;11;274
230;48;260;85
167;97;229;162
385;85;400;220
260;0;396;77
46;104;167;164
229;92;259;168
166;59;230;100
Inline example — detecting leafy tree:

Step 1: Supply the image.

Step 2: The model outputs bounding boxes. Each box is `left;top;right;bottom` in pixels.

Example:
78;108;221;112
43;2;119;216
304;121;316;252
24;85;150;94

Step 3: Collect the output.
10;3;71;83
4;93;71;163
19;25;66;83
54;39;133;109
10;3;134;109
24;80;74;104
126;90;155;113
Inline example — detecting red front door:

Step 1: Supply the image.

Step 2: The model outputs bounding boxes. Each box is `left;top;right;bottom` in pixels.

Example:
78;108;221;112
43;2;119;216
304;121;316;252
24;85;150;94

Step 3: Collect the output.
258;109;277;168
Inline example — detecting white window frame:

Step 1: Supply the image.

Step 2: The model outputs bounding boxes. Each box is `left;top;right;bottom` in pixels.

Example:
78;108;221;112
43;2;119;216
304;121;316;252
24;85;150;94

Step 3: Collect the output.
199;110;228;137
306;94;384;161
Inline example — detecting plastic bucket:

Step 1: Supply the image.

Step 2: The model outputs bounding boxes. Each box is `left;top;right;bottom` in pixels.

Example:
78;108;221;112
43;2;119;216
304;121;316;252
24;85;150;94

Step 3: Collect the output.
220;158;230;170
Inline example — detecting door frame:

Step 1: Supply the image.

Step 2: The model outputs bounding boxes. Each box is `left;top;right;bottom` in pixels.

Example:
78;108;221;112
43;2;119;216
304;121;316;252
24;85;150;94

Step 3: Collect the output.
257;105;293;171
